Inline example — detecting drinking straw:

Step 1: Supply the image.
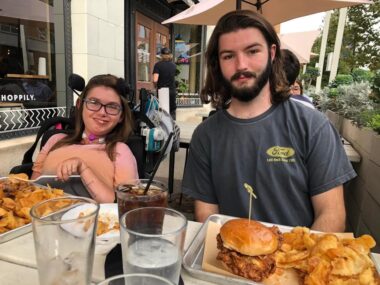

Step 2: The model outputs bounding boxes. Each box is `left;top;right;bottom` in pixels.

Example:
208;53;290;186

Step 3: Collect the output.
144;132;174;194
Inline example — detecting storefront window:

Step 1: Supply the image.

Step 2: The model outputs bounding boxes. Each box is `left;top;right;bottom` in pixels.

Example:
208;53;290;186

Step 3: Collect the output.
173;25;202;98
0;2;57;108
137;24;151;82
0;1;67;138
155;33;167;61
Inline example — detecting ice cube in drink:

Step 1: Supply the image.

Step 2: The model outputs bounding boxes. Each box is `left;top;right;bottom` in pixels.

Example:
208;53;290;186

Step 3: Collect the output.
116;181;168;217
123;238;181;285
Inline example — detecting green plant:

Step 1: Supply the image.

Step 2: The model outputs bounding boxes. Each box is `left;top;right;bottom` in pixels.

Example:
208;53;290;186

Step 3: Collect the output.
329;74;354;88
311;82;380;133
300;66;320;88
371;69;380;102
351;68;374;83
176;78;188;93
175;65;189;93
367;114;380;134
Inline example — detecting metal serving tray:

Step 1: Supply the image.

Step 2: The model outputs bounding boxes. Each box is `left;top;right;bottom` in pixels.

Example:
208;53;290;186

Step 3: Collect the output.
183;214;270;285
182;214;380;285
0;176;84;243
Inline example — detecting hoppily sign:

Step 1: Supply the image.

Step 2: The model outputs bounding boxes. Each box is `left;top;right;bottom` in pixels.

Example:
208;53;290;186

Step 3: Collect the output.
0;94;36;102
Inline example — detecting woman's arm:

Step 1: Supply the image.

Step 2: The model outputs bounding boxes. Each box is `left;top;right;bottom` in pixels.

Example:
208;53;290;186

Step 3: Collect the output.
55;157;115;203
31;133;67;180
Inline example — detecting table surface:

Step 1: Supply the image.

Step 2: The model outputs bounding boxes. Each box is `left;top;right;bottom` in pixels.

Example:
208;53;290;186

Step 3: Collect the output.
177;121;199;144
0;220;379;285
0;221;216;285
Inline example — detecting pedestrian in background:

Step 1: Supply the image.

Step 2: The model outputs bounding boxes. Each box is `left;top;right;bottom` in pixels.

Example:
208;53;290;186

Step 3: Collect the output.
153;47;177;120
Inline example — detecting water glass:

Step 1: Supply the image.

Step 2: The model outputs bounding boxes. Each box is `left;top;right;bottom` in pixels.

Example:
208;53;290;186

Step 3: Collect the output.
30;196;99;285
120;207;187;285
97;273;175;285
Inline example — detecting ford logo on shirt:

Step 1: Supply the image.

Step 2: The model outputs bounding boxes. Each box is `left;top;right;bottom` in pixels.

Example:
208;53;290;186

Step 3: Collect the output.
266;146;295;158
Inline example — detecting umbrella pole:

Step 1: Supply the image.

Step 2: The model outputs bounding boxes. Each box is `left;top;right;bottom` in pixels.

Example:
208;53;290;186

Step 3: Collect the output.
236;0;241;9
239;1;267;12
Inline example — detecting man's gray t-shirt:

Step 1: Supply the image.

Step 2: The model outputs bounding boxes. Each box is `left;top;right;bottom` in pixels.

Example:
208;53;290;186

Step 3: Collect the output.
182;100;356;227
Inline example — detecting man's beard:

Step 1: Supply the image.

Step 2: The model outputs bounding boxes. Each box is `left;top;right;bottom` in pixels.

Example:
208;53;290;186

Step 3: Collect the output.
224;58;272;102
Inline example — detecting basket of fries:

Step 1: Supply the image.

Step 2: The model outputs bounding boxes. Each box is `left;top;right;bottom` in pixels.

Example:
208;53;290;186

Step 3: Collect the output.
0;174;65;242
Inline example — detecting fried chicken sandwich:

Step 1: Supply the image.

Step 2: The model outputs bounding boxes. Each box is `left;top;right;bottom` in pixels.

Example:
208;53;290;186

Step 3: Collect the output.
216;218;283;282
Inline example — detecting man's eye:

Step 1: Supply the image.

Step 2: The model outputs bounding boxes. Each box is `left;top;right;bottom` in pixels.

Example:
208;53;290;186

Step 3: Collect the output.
248;49;258;55
221;54;233;60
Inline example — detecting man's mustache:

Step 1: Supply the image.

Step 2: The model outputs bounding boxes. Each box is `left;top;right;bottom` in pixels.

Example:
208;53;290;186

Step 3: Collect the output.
230;71;257;81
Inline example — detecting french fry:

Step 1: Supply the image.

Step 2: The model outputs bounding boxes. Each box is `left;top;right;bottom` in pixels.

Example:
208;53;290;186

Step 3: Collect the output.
0;175;65;234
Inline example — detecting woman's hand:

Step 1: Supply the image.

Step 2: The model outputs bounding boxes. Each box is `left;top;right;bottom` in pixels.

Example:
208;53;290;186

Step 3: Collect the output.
56;157;88;181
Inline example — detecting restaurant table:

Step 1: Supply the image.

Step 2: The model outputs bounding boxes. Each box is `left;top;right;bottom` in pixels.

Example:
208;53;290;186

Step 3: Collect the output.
0;220;216;285
0;220;379;284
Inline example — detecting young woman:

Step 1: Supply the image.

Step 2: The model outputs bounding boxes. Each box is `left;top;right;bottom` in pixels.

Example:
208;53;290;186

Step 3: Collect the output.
32;74;138;202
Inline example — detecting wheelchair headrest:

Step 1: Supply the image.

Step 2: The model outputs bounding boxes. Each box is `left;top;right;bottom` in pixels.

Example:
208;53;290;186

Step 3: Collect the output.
68;73;85;93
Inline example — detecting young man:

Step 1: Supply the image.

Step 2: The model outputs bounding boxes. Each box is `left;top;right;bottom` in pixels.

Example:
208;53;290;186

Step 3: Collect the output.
182;10;356;232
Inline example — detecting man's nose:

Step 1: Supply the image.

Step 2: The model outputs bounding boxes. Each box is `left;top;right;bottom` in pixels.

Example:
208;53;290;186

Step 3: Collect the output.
235;53;248;71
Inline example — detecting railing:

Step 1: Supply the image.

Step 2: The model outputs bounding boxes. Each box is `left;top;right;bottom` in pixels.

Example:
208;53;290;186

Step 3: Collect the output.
0;107;67;136
176;93;202;107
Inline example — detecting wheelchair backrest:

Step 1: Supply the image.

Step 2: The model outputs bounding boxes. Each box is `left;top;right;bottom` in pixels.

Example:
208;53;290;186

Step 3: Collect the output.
10;113;148;178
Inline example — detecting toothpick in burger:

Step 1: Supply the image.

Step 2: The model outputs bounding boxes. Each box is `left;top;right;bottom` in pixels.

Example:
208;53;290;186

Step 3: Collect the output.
216;218;283;282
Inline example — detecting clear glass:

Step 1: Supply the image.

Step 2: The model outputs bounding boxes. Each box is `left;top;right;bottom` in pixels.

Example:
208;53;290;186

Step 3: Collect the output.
116;179;168;218
30;196;100;285
120;207;187;285
97;273;175;285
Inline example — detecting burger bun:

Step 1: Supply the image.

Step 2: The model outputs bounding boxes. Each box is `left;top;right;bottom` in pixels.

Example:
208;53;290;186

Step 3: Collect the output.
220;218;279;256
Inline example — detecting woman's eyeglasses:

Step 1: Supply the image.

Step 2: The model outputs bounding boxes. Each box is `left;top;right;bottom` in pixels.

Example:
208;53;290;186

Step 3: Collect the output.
290;85;301;91
83;98;122;115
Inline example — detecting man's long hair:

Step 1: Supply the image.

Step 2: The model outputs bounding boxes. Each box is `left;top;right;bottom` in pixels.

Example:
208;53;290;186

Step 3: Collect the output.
50;74;134;161
201;10;289;108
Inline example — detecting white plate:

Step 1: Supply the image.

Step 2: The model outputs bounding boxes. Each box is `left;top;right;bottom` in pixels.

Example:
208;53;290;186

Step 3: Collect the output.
61;203;120;242
96;203;120;241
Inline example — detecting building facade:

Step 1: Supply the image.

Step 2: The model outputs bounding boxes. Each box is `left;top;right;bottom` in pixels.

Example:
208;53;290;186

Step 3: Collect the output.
0;0;204;142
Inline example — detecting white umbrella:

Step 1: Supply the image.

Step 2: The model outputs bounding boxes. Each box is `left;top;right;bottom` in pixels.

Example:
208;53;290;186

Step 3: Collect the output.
162;0;372;26
280;30;321;64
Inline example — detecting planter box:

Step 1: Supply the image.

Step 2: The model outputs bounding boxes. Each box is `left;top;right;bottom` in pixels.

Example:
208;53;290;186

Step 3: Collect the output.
327;111;380;246
325;110;344;132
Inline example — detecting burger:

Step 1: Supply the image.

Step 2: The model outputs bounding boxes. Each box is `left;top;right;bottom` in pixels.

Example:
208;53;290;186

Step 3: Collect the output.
216;218;283;282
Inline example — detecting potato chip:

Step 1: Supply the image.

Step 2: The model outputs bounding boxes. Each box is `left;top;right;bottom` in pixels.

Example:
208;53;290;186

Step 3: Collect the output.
275;227;379;285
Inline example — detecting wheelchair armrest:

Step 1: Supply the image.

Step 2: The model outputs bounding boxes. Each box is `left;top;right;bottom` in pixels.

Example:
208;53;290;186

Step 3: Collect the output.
9;163;34;178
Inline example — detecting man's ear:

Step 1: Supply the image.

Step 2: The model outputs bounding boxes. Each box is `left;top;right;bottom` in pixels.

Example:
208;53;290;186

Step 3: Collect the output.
270;44;276;62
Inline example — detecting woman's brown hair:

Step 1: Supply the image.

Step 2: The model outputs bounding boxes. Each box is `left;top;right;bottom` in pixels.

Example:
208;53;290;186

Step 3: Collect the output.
50;74;134;161
201;10;289;109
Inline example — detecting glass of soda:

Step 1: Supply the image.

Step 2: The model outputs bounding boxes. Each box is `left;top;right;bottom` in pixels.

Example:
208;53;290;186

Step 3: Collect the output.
116;179;168;218
120;207;187;285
